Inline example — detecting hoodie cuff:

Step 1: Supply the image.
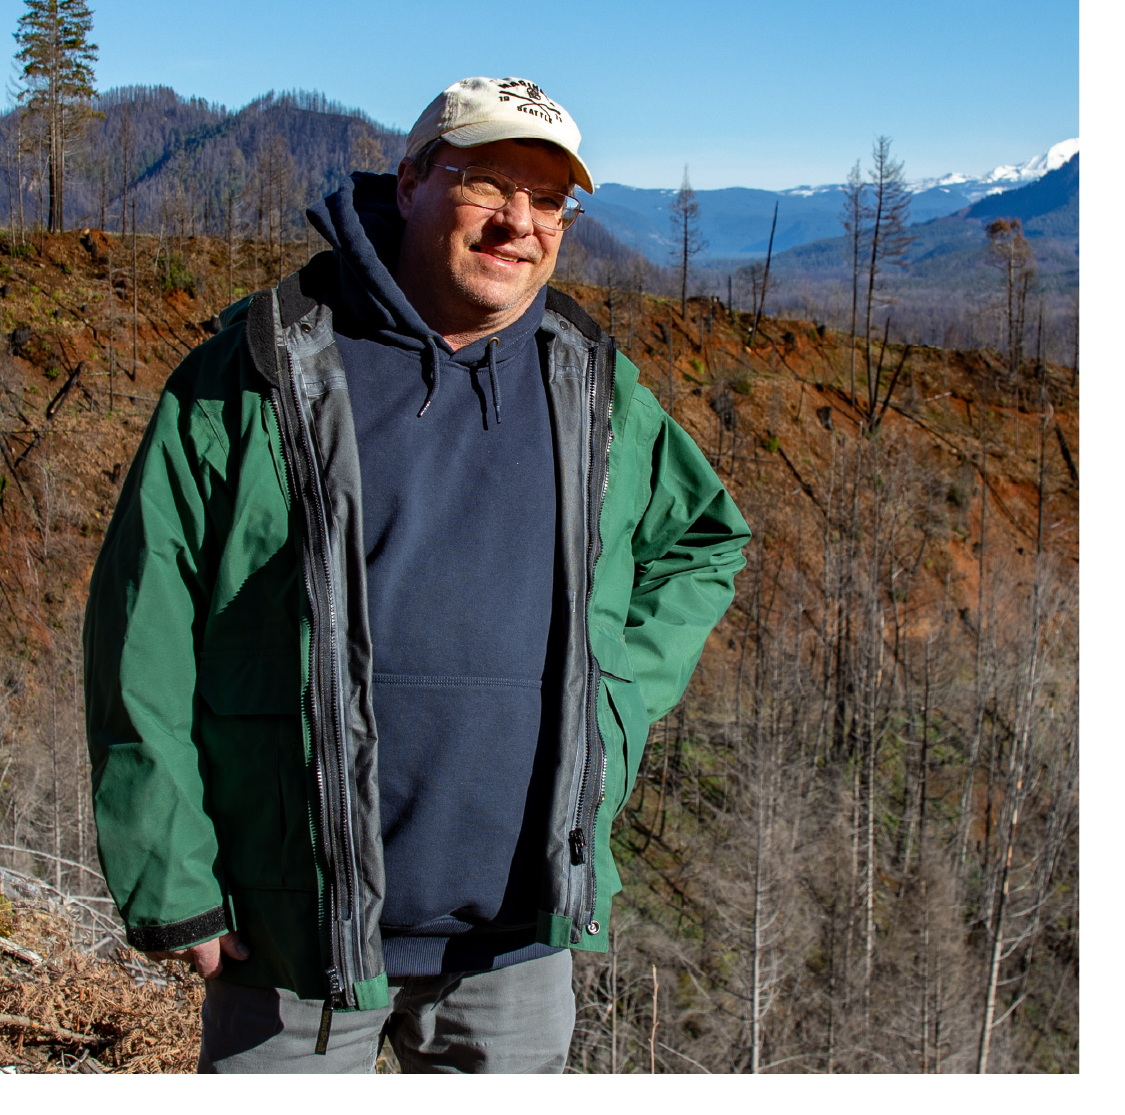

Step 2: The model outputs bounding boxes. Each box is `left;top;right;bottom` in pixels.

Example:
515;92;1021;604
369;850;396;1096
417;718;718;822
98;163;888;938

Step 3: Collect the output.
126;906;230;952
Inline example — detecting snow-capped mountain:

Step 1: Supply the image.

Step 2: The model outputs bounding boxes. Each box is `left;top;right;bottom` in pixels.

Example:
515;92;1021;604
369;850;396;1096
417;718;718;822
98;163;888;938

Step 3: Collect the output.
678;140;1082;204
979;137;1079;187
909;139;1079;201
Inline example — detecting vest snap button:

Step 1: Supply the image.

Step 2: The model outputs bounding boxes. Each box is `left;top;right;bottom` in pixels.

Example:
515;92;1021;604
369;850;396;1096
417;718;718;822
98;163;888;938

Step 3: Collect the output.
585;920;600;935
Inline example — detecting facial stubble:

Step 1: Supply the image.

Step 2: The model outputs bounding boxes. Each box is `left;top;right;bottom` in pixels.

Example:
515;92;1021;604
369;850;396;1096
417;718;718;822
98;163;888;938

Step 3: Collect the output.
453;230;551;314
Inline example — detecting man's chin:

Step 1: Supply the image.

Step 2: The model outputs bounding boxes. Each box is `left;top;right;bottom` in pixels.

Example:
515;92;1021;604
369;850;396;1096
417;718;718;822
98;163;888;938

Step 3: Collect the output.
452;272;537;315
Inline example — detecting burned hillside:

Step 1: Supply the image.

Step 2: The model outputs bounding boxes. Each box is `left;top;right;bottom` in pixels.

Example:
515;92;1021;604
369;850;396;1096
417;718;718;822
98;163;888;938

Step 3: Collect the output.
0;228;1077;1073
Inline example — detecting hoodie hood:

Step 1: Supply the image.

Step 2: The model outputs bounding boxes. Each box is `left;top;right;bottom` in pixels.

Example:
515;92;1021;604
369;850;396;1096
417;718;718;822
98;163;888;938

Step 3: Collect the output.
307;171;547;422
307;172;426;345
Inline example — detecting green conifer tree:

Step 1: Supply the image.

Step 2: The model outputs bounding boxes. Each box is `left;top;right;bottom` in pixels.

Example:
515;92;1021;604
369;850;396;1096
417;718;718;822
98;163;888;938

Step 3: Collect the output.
13;0;98;232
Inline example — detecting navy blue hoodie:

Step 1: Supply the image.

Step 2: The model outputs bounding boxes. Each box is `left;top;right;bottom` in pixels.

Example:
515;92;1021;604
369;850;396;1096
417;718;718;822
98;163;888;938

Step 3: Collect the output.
306;174;561;977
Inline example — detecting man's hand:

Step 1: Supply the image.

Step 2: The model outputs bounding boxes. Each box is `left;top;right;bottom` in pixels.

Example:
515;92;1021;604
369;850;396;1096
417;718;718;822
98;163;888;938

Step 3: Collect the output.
145;931;249;979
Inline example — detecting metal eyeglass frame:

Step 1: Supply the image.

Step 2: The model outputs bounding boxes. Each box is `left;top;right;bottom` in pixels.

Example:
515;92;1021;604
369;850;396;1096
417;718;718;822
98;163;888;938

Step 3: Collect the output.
436;164;584;231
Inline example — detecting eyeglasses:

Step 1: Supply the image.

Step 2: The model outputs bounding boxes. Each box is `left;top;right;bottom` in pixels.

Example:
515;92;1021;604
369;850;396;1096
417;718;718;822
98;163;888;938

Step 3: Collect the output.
436;164;584;231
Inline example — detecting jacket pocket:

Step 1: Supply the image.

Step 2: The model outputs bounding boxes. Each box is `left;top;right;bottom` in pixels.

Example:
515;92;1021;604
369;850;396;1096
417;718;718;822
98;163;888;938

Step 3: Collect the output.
594;625;649;818
591;626;648;816
197;649;315;890
590;622;635;683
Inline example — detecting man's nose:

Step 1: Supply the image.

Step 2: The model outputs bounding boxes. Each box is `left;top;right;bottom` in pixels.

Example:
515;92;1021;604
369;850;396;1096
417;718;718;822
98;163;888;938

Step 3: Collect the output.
491;188;536;236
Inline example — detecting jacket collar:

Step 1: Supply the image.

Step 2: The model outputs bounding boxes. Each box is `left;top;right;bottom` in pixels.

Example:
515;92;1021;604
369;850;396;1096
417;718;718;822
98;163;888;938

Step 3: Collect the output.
242;257;636;427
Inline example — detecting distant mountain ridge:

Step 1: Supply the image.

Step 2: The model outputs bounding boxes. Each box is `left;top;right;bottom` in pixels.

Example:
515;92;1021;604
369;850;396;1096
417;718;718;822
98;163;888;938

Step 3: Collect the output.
583;139;1080;263
967;152;1078;235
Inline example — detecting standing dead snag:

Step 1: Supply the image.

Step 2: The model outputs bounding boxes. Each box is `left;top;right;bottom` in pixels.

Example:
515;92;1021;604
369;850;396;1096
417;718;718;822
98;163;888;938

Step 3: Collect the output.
669;166;705;324
977;379;1061;1073
841;161;865;408
955;416;990;882
118;105;130;238
985;218;1037;384
130;197;138;381
746;202;778;355
861;137;913;420
985;217;1037;454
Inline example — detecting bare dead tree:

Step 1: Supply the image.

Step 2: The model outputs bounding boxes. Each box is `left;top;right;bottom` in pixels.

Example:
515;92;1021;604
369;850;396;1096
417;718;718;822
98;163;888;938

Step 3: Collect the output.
669;165;705;323
350;132;387;174
119;104;130;238
841;160;865;408
861;138;914;420
130;196;137;381
986;218;1037;383
746;203;778;353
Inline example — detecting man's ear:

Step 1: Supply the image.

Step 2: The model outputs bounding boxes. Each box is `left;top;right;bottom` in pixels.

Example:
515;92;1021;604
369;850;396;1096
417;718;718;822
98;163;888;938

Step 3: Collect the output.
397;158;419;221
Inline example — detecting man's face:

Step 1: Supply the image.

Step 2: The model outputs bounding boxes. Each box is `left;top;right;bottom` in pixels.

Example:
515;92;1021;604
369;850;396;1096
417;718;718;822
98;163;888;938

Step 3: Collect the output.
396;139;573;331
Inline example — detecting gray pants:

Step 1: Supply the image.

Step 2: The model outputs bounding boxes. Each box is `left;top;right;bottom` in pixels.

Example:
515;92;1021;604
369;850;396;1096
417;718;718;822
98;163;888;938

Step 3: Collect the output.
198;949;575;1073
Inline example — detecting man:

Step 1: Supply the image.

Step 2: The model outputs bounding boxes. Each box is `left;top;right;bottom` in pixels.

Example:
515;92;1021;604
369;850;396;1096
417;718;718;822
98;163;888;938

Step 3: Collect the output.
83;76;749;1073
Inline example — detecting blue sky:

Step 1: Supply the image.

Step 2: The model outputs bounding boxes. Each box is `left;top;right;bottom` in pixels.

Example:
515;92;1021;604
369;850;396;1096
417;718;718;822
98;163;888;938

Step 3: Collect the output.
0;0;1077;190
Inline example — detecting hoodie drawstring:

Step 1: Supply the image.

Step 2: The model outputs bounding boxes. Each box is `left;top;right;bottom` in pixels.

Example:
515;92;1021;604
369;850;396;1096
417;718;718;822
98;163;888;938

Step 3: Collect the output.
486;337;502;426
418;334;502;428
417;335;443;418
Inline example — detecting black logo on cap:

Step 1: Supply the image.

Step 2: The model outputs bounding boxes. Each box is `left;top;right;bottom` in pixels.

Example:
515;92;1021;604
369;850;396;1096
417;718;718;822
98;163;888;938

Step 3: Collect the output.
496;79;563;126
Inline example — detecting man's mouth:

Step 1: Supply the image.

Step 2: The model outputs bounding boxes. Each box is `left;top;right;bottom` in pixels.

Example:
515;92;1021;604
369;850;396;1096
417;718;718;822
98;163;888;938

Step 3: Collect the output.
470;244;533;265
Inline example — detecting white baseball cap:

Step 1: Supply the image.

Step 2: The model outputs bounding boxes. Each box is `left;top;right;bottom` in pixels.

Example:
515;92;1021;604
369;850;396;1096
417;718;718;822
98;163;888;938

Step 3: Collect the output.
405;77;594;195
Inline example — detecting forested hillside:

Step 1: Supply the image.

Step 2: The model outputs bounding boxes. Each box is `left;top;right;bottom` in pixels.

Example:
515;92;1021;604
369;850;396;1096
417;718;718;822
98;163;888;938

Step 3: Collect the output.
0;86;406;238
0;221;1077;1072
0;86;651;295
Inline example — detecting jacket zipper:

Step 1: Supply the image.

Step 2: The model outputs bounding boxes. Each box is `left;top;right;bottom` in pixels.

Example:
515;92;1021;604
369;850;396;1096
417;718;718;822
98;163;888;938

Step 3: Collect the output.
568;338;616;935
268;343;361;1012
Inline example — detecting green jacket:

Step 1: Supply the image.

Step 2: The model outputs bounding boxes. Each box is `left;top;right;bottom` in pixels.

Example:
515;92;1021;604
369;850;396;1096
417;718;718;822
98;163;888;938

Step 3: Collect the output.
83;265;750;1009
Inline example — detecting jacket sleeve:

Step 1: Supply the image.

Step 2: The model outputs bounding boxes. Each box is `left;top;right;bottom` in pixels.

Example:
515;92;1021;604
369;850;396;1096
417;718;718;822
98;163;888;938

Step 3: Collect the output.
622;404;751;724
83;361;230;953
